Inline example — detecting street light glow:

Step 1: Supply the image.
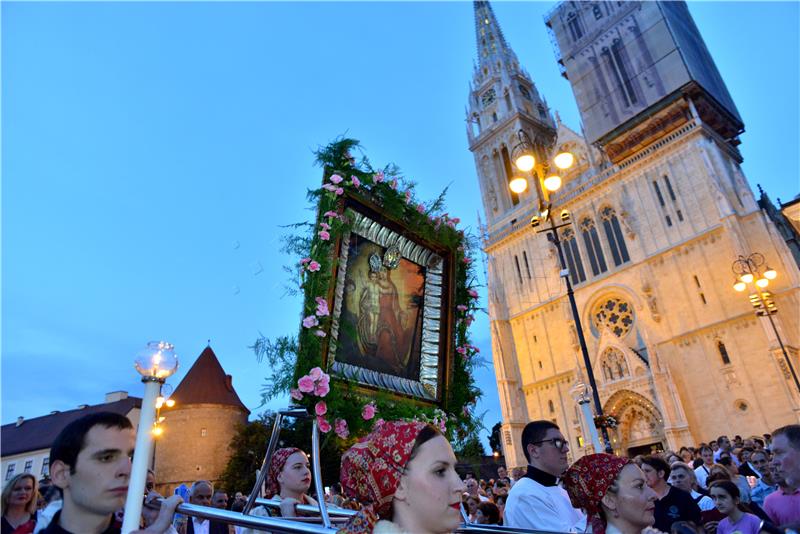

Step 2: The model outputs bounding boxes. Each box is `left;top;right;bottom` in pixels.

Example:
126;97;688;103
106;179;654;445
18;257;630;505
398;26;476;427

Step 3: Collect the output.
733;281;746;292
764;267;777;280
554;151;575;170
740;273;754;284
515;153;535;172
543;175;562;192
756;278;769;288
509;177;528;194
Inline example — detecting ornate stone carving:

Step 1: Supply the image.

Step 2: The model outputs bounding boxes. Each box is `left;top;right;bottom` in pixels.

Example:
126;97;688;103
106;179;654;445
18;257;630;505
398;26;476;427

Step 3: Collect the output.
641;284;661;323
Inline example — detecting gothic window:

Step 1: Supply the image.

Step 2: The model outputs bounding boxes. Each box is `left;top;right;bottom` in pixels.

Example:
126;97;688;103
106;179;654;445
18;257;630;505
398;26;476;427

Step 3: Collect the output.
537;104;547;120
492;112;498;123
593;4;603;19
522;250;532;279
600;347;630;381
518;84;532;101
567;12;584;41
652;181;665;206
580;217;608;276
501;146;519;206
591;297;635;338
600;206;630;266
718;341;731;365
664;176;677;201
562;228;587;284
514;255;523;284
611;39;637;105
504;91;512;113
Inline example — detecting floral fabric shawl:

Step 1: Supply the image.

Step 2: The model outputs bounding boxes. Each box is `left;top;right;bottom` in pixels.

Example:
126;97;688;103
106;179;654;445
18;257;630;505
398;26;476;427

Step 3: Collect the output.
338;421;427;534
562;453;631;534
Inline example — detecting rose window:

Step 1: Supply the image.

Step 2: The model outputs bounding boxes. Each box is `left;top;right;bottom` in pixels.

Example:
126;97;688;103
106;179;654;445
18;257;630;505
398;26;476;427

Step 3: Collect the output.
591;297;634;338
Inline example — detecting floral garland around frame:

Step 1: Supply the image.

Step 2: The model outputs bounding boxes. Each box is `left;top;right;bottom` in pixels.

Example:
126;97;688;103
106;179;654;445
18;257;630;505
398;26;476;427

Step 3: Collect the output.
253;138;483;444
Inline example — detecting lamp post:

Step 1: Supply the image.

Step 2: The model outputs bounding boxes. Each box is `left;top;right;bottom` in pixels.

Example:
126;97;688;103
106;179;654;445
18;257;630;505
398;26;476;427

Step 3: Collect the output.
122;341;179;534
732;253;800;394
509;129;613;453
569;381;602;453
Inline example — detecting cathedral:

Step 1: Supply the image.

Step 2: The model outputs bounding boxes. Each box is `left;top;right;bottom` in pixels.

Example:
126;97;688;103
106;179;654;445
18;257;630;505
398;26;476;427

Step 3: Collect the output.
467;1;800;467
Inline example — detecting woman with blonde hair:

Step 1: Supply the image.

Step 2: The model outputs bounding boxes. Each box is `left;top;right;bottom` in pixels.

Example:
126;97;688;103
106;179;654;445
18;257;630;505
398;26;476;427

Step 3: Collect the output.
2;473;38;534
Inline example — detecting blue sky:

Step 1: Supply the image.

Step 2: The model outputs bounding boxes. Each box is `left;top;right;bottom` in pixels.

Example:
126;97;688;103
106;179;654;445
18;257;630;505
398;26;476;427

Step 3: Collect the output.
3;1;798;452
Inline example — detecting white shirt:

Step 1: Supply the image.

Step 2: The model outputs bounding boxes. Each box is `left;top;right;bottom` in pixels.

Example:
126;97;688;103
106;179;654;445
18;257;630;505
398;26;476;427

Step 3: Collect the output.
504;477;586;532
690;490;716;511
695;464;712;489
191;517;210;534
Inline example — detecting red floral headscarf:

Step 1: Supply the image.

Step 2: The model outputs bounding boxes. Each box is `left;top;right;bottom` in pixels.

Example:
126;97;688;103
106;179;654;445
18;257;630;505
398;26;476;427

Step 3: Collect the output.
265;447;303;499
338;420;428;534
563;453;631;534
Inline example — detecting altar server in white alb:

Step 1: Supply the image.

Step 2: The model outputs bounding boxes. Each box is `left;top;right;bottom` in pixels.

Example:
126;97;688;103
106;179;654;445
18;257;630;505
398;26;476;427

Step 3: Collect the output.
504;421;587;532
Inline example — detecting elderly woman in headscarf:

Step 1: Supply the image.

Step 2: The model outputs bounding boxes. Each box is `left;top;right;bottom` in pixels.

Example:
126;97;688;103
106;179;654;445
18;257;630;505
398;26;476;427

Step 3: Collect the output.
338;420;466;534
563;453;659;534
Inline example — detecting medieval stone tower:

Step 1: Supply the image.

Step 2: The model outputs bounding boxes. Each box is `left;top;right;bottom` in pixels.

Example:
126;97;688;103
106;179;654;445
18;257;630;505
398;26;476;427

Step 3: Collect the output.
468;1;800;467
154;346;250;492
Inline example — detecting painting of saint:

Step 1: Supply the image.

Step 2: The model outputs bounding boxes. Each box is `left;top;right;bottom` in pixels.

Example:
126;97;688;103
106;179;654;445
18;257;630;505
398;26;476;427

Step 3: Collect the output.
335;234;425;380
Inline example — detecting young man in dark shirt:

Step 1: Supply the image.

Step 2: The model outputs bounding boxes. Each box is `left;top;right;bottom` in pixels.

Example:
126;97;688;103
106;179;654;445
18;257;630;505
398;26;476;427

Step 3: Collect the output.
641;455;702;532
42;411;180;534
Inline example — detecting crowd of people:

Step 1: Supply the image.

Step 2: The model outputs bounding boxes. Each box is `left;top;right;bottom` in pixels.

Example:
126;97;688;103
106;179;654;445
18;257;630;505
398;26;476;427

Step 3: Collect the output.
2;412;799;534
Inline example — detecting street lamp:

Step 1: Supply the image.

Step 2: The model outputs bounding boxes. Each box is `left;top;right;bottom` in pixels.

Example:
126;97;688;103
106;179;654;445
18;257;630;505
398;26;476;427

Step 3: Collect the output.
569;381;602;453
509;129;613;453
732;253;800;394
122;341;179;534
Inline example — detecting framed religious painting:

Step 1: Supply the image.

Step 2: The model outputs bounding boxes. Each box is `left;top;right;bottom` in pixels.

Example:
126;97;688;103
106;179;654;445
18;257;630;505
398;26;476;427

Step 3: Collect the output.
324;197;454;404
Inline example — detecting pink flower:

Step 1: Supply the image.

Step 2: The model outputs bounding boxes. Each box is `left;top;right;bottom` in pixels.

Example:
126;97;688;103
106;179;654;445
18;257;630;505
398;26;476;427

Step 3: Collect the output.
404;190;412;204
298;375;315;393
315;297;330;317
307;261;321;272
471;345;480;354
320;222;331;231
314;329;326;337
300;257;311;265
456;305;468;312
351;176;361;189
315;401;327;416
416;203;425;214
335;187;344;196
374;418;385;429
322;183;338;192
317;416;331;433
324;210;339;219
302;315;319;328
438;419;447;433
290;388;303;401
309;367;323;380
314;376;330;397
390;178;398;190
465;315;475;326
374;171;384;183
447;221;456;229
456;346;467;355
319;230;330;241
335;418;349;439
468;289;479;298
451;217;460;225
329;174;343;184
463;257;473;264
362;403;376;420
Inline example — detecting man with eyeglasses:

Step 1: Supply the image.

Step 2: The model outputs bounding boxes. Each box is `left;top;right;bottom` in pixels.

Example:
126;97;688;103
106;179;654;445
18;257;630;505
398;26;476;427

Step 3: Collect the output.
504;421;586;531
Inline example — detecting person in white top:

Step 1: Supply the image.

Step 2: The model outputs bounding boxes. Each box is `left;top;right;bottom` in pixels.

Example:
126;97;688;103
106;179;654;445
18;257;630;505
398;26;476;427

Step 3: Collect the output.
504;421;586;532
668;462;715;511
694;445;714;489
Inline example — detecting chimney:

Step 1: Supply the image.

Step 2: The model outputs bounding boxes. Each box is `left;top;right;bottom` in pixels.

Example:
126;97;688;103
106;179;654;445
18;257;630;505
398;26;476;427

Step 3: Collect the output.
105;391;128;403
16;416;23;427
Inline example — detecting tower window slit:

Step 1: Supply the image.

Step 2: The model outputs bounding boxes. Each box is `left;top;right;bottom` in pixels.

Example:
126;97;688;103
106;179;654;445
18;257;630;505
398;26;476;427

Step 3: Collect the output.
653;181;665;206
664;175;677;201
523;251;532;279
514;255;523;284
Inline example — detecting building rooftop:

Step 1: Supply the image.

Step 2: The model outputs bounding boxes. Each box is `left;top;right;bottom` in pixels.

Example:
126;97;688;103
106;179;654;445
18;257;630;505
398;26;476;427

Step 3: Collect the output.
1;395;142;457
169;346;250;414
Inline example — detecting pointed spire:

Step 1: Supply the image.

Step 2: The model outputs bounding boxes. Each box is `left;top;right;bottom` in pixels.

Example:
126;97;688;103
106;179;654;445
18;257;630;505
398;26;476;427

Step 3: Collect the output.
474;1;519;71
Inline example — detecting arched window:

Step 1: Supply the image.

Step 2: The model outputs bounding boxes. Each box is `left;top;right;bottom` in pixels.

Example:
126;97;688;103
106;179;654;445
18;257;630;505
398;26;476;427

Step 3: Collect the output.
580;217;608;276
561;228;587;284
591;297;635;338
600;206;630;266
600;347;630;381
718;341;731;365
567;12;584;41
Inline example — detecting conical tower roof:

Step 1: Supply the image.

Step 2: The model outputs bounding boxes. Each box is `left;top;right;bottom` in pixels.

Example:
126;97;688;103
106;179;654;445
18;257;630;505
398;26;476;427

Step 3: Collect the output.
170;346;250;414
473;1;519;72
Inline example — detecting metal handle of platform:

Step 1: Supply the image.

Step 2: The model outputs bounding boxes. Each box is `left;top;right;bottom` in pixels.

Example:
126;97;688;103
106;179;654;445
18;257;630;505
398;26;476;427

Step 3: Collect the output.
254;498;357;518
174;502;339;533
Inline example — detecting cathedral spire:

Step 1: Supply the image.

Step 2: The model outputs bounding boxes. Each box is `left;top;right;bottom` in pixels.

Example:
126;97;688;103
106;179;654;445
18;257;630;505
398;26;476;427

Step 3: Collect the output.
473;1;519;72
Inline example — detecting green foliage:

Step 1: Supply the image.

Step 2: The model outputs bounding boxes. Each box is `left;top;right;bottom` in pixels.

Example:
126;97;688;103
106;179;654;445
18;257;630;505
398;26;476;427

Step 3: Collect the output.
252;137;483;443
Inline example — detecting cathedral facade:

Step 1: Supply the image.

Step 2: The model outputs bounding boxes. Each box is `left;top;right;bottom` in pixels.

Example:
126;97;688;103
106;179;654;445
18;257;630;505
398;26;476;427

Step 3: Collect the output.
467;1;800;467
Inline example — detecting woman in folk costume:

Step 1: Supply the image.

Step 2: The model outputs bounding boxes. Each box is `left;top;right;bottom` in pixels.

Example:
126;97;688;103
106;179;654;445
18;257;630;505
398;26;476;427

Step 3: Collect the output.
265;447;319;518
338;421;465;534
563;453;660;534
